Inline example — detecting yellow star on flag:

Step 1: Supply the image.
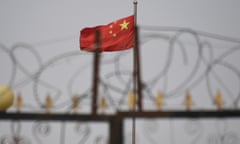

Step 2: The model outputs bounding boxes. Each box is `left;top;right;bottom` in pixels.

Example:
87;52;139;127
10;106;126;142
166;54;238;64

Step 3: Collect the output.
120;20;129;30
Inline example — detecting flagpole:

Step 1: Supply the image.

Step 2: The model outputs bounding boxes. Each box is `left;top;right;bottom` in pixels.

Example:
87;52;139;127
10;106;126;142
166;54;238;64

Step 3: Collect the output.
133;1;142;112
132;0;142;144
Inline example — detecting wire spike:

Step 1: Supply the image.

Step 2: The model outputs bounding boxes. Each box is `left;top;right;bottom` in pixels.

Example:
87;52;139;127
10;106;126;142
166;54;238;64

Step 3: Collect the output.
184;90;193;111
45;94;52;113
100;96;106;113
155;91;163;111
215;90;222;111
128;90;135;111
16;92;22;112
72;95;79;113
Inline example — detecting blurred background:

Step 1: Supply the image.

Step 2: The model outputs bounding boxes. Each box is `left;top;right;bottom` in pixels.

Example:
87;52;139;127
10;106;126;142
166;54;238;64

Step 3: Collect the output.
1;1;240;144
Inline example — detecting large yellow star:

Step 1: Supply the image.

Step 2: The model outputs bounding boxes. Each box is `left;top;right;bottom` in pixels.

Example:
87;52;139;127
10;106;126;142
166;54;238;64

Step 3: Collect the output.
120;20;129;30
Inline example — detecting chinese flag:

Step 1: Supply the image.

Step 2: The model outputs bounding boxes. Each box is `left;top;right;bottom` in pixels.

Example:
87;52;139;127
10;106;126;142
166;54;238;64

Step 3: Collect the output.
80;15;134;52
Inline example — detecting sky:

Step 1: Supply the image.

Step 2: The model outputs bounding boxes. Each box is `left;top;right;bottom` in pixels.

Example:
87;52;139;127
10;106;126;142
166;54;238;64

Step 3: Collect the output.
1;0;240;45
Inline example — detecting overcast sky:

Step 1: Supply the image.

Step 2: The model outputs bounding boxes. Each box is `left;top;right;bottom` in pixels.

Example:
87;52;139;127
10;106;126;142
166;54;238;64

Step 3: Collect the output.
1;0;240;46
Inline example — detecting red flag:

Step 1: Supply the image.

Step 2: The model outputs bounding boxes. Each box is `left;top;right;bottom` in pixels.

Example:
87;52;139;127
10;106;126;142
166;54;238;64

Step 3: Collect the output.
80;15;134;52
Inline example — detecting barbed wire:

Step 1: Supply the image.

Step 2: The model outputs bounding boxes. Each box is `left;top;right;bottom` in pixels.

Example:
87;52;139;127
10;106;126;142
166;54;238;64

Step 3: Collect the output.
1;26;240;112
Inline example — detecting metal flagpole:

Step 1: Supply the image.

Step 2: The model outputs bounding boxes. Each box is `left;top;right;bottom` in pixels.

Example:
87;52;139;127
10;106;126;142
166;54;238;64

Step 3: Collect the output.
133;1;142;112
132;0;142;144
